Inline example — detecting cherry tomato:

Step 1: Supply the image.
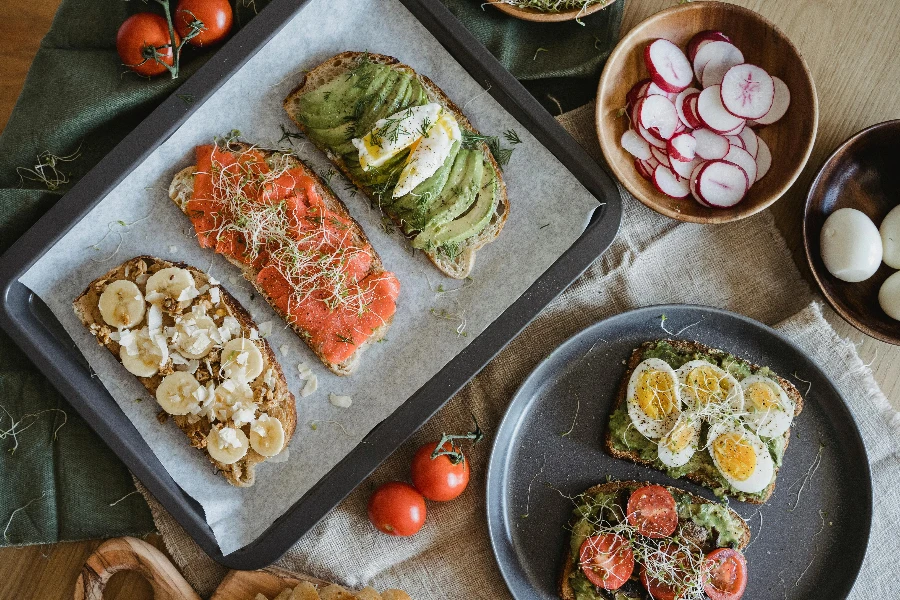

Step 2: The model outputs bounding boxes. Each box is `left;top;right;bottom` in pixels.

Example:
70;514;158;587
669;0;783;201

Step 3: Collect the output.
411;441;471;501
627;485;678;538
367;482;426;536
639;543;697;600
175;0;233;47
703;548;748;600
117;13;178;77
579;534;635;590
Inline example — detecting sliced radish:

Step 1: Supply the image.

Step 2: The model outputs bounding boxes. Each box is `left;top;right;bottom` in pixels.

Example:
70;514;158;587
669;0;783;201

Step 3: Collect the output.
723;145;758;184
687;30;732;62
668;132;697;162
675;87;701;127
697;86;745;133
755;137;772;181
684;94;703;129
697;161;749;207
647;82;671;97
719;121;746;136
626;79;652;107
738;127;759;157
638;124;668;149
674;121;687;134
645;39;694;93
725;135;745;148
753;76;791;126
672;156;702;179
651;145;673;169
693;41;744;86
621;129;653;160
646;155;661;170
690;161;710;206
693;128;730;160
635;158;653;180
720;64;775;119
639;95;679;140
653;164;690;198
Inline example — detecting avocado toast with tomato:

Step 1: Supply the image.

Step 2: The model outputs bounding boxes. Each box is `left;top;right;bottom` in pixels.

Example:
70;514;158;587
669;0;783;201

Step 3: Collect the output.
561;481;750;600
283;52;509;279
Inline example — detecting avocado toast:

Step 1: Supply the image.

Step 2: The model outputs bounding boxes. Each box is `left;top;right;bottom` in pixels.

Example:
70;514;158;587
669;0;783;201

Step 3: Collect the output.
283;51;509;279
605;340;804;504
560;481;750;600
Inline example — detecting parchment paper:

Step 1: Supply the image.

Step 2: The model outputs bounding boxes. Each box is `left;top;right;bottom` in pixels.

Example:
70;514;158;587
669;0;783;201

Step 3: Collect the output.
20;0;600;554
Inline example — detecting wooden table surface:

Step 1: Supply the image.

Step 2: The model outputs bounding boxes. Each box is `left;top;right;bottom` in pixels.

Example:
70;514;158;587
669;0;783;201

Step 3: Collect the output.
1;0;898;598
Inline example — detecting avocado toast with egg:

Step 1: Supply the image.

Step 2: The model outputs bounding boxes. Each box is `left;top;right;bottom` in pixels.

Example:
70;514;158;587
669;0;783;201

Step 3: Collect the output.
605;340;804;504
74;256;296;487
283;52;509;279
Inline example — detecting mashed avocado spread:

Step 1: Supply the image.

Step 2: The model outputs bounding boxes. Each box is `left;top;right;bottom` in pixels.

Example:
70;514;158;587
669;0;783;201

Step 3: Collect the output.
607;341;785;503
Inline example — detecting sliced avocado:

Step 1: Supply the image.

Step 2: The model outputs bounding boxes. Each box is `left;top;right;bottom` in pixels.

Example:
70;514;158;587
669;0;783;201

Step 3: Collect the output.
413;161;497;249
296;61;390;130
388;141;461;214
391;145;472;231
351;71;408;138
344;147;409;188
418;147;483;229
307;121;355;150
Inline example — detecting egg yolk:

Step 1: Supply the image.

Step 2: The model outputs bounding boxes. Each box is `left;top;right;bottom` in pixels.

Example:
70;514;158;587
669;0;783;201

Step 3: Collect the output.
665;420;694;452
685;366;732;405
747;381;781;412
636;369;678;420
712;432;757;481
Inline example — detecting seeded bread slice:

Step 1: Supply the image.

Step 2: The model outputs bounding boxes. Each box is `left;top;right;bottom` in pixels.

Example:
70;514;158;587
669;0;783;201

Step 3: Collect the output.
558;480;751;600
283;51;510;280
604;340;805;504
168;143;395;376
73;255;297;487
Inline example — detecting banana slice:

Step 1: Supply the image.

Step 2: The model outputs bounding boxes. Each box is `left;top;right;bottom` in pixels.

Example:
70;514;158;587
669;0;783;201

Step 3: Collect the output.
156;372;202;415
119;327;168;377
250;414;285;457
145;267;198;310
207;426;249;464
175;315;217;359
213;378;255;422
98;280;145;329
221;338;264;382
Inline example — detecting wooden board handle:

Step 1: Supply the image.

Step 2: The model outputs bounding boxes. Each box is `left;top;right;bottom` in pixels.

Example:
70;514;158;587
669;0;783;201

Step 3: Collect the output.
74;536;201;600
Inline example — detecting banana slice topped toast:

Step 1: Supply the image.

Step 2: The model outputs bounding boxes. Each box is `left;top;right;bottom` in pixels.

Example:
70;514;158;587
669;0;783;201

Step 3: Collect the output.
74;256;296;487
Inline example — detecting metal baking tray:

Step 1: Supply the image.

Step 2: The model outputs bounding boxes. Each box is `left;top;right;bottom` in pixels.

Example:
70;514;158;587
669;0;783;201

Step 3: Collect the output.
0;0;621;568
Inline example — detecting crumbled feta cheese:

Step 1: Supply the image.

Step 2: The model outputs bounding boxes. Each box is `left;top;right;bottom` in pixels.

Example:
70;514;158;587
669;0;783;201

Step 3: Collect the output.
209;287;221;305
135;273;149;285
279;344;289;356
178;285;200;302
109;331;121;342
249;328;259;340
197;284;210;295
217;427;242;449
258;321;273;338
297;362;312;379
329;393;352;408
207;274;220;285
171;352;188;366
222;316;241;333
300;374;318;397
235;351;248;366
147;303;163;332
232;404;257;427
263;368;276;389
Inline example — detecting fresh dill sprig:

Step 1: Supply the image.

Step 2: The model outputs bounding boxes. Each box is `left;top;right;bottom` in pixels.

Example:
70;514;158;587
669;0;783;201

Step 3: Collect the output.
278;124;304;146
460;130;517;169
504;129;523;145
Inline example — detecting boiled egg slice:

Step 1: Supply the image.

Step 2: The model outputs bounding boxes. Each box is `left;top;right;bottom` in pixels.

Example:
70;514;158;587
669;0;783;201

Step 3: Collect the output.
657;412;700;468
352;103;442;171
627;358;682;439
740;374;795;438
393;110;461;198
676;360;743;415
707;423;774;494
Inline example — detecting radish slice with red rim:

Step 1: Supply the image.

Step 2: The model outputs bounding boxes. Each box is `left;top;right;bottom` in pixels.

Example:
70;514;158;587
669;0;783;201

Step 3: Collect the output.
720;64;775;119
738;127;759;157
645;39;694;93
622;129;652;160
672;156;702;179
653;164;691;198
668;132;697;162
690;161;710;206
635;158;653;180
684;94;703;129
638;124;668;149
693;128;730;160
639;95;679;140
725;135;745;149
755;137;772;181
697;160;749;207
627;79;652;107
687;30;732;62
753;76;791;125
693;41;743;84
651;145;673;169
675;88;701;127
697;86;745;133
719;121;746;136
723;145;758;184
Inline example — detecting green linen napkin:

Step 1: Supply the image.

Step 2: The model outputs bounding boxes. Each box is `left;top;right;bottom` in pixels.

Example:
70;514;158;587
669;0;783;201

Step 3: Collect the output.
0;0;621;546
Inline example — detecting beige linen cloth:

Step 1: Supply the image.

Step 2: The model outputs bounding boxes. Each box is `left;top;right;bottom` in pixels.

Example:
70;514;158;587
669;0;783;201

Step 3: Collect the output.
139;105;900;598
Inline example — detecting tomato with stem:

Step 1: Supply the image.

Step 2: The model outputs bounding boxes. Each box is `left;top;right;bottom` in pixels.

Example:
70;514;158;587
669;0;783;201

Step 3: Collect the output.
411;441;470;501
176;0;233;47
367;482;426;537
116;13;179;77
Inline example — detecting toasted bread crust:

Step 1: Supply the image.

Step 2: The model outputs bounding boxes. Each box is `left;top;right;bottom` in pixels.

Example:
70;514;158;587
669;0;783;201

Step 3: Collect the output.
558;480;751;600
282;51;509;279
604;340;804;504
73;256;296;487
168;143;395;376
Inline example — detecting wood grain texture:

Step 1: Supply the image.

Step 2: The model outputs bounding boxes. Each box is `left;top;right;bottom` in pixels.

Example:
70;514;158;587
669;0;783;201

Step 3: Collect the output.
597;1;817;223
490;0;614;23
0;0;899;598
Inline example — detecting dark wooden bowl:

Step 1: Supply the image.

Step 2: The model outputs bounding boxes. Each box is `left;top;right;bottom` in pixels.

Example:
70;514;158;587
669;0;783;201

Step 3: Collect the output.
490;0;612;23
596;2;818;223
804;120;900;345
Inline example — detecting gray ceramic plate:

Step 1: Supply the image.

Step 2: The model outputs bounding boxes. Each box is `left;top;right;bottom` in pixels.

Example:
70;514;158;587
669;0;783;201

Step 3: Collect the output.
486;305;871;600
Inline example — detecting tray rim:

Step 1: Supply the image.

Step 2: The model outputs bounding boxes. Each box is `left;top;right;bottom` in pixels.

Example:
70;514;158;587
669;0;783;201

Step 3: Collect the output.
0;0;622;569
485;303;873;600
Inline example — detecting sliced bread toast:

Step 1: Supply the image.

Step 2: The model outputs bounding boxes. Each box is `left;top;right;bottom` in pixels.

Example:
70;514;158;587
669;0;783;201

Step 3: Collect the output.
604;340;805;504
558;480;751;600
169;142;398;376
283;51;509;279
74;256;297;487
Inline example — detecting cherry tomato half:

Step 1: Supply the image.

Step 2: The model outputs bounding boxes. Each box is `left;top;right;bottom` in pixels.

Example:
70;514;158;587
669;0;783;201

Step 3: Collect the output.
579;534;635;590
627;485;678;538
175;0;233;47
639;542;697;600
367;482;426;537
703;548;748;600
411;441;471;501
117;13;178;77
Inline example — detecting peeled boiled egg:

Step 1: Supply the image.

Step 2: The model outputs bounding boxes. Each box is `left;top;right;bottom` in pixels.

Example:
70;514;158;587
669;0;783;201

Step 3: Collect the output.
675;360;743;414
707;423;774;494
820;208;882;282
879;271;900;321
627;358;681;439
880;204;900;269
740;374;795;438
657;412;700;468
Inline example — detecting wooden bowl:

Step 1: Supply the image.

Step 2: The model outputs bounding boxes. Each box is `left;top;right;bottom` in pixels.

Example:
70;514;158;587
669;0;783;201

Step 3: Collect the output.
596;2;818;223
491;0;612;23
804;120;900;345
